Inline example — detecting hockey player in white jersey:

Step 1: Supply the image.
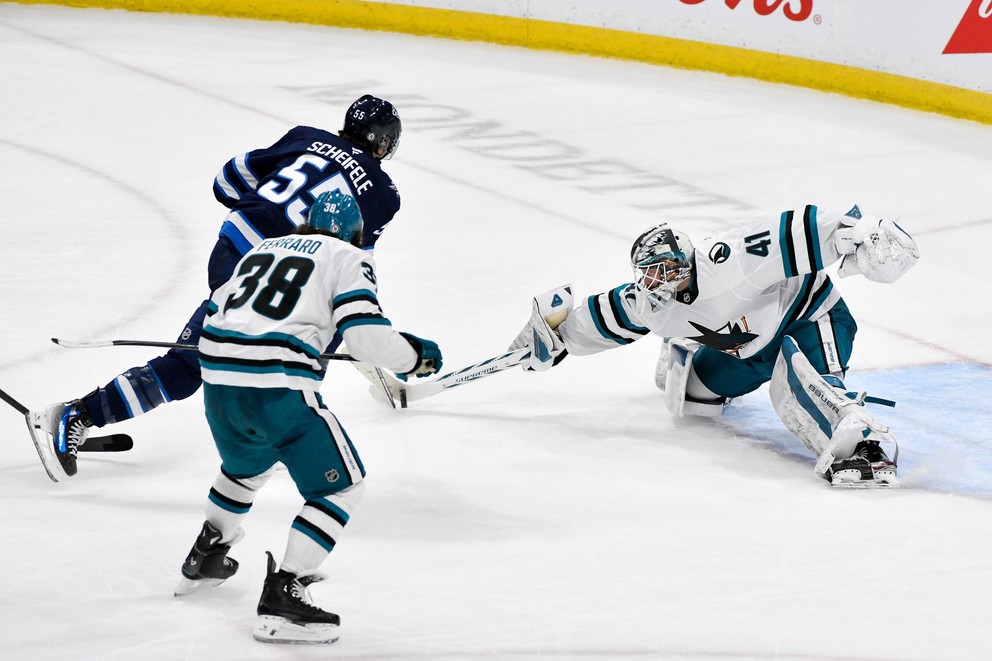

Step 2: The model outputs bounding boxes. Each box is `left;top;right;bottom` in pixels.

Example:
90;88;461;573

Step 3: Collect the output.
515;204;919;488
174;190;442;644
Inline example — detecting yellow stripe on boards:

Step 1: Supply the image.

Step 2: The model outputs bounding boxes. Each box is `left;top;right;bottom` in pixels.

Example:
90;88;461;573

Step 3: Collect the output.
14;0;992;125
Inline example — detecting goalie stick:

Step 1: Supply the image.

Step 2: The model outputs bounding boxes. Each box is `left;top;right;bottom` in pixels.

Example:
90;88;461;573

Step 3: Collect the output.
357;348;532;409
355;283;574;408
51;337;357;361
1;386;133;482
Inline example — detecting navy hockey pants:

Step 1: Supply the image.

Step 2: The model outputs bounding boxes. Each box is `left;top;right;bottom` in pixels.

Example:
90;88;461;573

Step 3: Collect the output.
692;299;858;399
82;238;243;427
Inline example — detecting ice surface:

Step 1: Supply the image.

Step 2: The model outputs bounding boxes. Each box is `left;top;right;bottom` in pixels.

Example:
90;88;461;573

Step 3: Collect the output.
1;4;991;660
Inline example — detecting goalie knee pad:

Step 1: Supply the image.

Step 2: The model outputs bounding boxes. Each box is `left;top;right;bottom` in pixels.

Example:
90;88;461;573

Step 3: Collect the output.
770;335;898;475
658;338;726;418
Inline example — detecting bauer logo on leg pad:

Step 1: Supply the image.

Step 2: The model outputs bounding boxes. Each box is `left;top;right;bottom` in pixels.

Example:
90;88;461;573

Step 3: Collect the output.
771;336;849;458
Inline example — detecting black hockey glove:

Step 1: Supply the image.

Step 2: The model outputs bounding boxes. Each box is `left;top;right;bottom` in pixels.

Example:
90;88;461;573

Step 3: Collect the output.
399;332;443;379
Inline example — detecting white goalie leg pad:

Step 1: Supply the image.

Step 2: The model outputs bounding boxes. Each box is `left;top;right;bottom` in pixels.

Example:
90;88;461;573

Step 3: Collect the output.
661;338;725;418
508;284;573;371
770;336;898;475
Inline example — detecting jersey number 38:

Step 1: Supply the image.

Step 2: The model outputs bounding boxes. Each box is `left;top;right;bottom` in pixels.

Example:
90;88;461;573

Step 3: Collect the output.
224;253;315;320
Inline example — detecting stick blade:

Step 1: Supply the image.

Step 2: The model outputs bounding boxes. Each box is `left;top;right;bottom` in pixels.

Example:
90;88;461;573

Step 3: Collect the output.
79;434;134;452
51;337;112;349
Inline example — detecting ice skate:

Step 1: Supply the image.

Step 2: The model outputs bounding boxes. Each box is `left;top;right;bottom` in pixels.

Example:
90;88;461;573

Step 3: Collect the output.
25;400;91;481
253;552;339;645
174;521;240;596
827;439;899;488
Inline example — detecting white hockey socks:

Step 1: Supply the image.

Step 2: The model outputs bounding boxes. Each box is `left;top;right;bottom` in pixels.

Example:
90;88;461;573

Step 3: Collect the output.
281;482;365;577
204;467;275;544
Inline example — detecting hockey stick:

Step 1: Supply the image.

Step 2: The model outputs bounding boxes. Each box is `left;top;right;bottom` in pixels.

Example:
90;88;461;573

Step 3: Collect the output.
357;348;531;409
357;284;574;409
0;386;28;415
350;363;397;409
51;337;357;362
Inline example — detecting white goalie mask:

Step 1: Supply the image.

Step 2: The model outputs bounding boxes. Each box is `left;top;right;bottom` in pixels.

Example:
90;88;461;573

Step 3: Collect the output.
630;224;694;307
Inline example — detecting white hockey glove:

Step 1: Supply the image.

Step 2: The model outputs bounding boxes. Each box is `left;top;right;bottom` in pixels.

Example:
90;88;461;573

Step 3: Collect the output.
835;214;920;283
508;284;573;372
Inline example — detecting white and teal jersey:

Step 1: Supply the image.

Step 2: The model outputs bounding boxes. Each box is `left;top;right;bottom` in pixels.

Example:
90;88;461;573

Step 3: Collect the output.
559;205;850;359
199;233;417;390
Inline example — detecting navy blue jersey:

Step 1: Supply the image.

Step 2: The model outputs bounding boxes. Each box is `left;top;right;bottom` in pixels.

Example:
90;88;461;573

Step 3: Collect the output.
212;126;400;254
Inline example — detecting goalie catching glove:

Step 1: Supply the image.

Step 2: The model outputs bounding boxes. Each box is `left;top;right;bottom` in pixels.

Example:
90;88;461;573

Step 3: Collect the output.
508;284;573;371
834;206;920;283
399;332;443;378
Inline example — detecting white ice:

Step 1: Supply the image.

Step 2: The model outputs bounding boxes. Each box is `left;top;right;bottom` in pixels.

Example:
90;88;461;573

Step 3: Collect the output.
2;4;992;660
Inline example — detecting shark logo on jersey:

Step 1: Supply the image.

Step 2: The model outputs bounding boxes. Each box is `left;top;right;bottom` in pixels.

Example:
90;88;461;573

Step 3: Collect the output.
686;319;758;355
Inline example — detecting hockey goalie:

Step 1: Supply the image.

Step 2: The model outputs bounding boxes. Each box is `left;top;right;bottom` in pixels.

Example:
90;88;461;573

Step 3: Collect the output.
513;204;919;488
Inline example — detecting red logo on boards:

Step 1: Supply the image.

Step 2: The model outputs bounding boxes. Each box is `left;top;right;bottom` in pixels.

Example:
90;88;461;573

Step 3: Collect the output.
679;0;814;23
944;0;992;54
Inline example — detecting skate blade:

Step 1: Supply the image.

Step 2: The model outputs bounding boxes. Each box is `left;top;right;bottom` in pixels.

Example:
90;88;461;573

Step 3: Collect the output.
24;411;65;483
830;469;900;489
253;615;339;645
173;576;227;597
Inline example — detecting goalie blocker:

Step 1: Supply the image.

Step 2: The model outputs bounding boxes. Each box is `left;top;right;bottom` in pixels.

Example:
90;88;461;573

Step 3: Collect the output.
508;284;573;371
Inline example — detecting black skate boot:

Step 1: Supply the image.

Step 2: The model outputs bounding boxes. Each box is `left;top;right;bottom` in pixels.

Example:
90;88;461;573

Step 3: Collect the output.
828;439;898;488
253;551;339;644
26;400;92;480
174;521;240;596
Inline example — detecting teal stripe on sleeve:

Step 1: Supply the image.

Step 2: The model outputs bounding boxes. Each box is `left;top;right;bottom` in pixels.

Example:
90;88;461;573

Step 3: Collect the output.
610;285;648;333
338;316;392;334
333;288;379;307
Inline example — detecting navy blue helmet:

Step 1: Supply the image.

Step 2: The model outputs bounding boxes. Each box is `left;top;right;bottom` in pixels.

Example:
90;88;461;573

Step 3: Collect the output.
307;190;364;248
342;94;401;160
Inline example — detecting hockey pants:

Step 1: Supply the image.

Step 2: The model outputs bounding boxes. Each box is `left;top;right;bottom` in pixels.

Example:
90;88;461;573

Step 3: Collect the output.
692;300;858;399
202;384;366;572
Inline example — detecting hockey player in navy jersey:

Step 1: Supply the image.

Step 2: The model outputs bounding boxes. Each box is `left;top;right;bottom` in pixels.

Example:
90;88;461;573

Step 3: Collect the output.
174;190;441;644
514;205;920;488
31;95;403;480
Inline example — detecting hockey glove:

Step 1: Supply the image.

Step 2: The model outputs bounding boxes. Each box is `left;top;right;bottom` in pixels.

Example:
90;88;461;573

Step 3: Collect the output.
507;284;573;372
399;332;443;379
836;216;919;283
